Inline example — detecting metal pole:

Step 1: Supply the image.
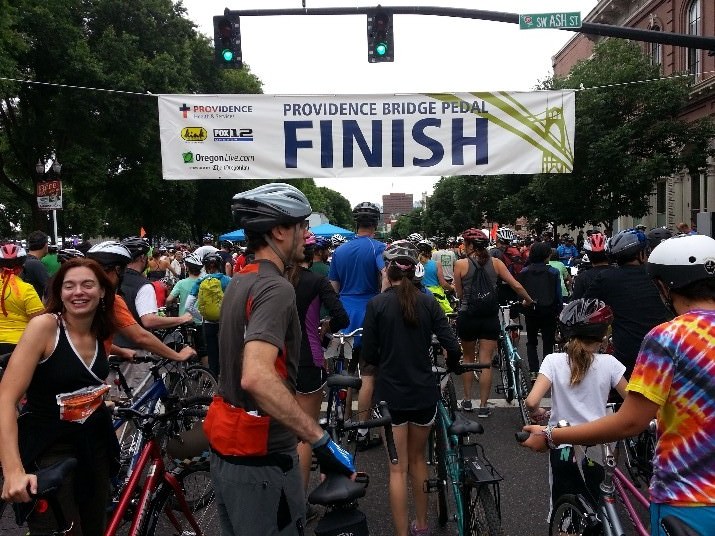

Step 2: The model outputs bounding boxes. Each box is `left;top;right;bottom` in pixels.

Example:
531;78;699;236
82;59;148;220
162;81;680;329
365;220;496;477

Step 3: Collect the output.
53;209;59;246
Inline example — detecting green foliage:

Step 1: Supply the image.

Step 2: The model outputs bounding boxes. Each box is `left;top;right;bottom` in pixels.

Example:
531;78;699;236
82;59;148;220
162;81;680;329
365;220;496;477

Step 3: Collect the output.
391;208;424;239
423;39;715;233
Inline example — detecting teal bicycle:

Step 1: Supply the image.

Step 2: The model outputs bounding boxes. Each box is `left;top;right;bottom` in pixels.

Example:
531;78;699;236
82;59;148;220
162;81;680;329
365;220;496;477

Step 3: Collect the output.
495;303;532;426
427;362;506;536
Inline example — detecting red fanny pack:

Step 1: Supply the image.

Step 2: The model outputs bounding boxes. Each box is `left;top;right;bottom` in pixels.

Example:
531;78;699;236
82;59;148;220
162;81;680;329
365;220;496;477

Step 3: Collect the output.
202;395;270;457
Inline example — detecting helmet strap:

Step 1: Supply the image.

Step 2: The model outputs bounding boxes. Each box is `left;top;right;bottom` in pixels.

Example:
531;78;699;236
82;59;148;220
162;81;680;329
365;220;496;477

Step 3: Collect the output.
264;234;291;273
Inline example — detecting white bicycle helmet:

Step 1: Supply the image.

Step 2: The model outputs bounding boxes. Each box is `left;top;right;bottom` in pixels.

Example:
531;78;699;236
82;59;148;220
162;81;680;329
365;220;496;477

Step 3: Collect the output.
232;183;311;233
647;234;715;291
183;253;203;268
407;233;423;243
331;234;347;247
87;241;132;267
496;228;516;243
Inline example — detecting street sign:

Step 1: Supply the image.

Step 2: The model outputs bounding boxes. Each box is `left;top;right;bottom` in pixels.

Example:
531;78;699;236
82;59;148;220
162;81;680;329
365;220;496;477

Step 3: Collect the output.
36;179;62;210
519;12;581;30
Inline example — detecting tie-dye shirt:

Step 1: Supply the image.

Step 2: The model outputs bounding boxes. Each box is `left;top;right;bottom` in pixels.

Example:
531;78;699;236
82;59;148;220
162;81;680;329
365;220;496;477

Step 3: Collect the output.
627;310;715;505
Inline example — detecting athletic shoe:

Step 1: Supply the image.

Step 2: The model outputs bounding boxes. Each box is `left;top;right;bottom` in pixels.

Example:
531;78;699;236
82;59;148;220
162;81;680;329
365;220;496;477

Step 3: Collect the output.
409;521;432;536
460;399;473;412
477;406;492;418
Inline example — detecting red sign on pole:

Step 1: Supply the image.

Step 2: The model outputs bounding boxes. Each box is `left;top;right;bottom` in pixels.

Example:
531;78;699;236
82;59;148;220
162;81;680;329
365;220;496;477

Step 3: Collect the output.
37;179;63;210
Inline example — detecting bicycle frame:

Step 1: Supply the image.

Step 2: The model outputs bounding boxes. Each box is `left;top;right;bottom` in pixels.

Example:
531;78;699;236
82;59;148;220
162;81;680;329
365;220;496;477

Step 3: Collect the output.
497;305;530;424
323;329;362;443
105;437;202;536
597;443;650;536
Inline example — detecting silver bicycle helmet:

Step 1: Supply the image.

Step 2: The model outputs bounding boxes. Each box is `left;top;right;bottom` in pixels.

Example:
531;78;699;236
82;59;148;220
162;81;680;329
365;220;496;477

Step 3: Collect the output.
232;183;312;233
384;240;419;266
121;236;151;259
57;248;85;264
87;241;132;267
606;229;647;261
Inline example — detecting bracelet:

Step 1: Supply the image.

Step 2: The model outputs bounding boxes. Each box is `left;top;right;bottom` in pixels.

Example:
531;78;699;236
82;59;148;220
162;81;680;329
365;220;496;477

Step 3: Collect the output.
543;425;558;449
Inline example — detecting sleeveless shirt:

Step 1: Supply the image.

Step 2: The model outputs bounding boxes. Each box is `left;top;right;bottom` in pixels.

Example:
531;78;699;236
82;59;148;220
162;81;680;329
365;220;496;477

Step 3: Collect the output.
459;255;498;314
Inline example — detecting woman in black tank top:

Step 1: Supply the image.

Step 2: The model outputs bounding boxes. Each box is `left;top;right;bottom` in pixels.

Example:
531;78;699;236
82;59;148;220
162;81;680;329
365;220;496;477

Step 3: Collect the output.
0;258;118;535
453;229;534;417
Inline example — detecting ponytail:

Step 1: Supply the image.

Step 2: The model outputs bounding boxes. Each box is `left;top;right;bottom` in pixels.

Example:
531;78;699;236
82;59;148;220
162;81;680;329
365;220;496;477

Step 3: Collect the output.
387;264;419;326
565;338;595;385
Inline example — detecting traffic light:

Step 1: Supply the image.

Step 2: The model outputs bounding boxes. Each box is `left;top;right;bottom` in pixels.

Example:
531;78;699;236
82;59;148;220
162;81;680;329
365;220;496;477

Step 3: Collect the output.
213;14;242;69
367;7;393;63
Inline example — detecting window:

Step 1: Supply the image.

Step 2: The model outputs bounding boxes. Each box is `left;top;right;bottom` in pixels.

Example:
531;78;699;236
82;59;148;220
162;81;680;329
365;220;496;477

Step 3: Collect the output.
650;26;662;67
656;180;667;227
686;1;701;78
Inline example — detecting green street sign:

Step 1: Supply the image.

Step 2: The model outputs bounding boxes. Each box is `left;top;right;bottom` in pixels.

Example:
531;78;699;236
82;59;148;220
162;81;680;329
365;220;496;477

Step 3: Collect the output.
519;12;581;30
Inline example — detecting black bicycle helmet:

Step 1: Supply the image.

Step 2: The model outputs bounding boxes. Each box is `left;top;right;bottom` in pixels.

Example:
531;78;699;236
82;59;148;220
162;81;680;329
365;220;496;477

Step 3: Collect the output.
57;248;85;264
87;241;132;267
647;234;715;291
606;229;647;261
121;236;151;259
646;227;673;251
0;243;27;268
383;240;419;266
203;252;223;267
558;299;614;340
232;183;312;233
352;201;381;226
416;240;433;256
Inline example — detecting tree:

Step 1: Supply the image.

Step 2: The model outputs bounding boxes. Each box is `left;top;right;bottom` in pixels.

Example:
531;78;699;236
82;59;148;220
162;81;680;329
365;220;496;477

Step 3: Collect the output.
0;0;264;239
391;208;424;239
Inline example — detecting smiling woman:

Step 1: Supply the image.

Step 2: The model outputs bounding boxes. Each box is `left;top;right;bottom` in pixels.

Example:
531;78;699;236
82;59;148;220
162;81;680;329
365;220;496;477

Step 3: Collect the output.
0;258;119;535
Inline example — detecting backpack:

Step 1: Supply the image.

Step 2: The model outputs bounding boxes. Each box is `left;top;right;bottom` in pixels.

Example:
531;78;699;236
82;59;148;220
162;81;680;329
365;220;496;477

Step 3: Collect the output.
466;258;499;316
503;247;525;276
197;277;224;322
517;264;557;309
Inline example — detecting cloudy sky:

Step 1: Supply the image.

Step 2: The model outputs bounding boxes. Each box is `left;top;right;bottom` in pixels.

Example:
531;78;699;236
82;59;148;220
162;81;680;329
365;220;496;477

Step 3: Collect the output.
179;0;598;207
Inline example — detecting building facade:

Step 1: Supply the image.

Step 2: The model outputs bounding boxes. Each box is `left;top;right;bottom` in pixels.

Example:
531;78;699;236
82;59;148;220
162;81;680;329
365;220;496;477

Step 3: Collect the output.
382;192;414;224
553;0;715;232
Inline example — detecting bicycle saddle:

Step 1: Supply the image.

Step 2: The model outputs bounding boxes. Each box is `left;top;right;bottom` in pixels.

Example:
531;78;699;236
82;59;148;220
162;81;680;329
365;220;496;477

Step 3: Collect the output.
661;516;700;536
448;413;484;436
34;458;78;497
327;374;362;390
308;474;366;506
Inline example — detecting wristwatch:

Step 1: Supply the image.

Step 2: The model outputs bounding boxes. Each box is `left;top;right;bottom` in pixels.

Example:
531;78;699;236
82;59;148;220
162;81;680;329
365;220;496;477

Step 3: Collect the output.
544;419;570;449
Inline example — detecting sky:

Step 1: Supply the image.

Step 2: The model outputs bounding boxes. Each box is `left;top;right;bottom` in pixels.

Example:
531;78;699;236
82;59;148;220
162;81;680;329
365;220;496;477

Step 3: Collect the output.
179;0;599;208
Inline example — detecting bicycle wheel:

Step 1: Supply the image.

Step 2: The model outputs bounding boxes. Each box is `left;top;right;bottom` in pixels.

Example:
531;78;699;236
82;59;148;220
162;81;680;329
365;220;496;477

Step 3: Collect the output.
465;485;505;536
172;366;217;399
498;344;514;403
549;494;600;536
433;423;450;527
140;463;218;536
443;375;458;421
515;355;532;427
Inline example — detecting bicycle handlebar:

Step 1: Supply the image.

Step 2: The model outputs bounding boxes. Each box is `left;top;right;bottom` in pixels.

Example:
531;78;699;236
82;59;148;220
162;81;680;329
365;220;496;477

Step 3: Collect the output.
114;395;211;425
329;327;363;339
343;401;398;464
515;431;531;443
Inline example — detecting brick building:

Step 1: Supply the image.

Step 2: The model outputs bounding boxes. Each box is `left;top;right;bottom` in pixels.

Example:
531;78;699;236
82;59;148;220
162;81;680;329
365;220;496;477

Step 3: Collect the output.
382;192;414;224
553;0;715;232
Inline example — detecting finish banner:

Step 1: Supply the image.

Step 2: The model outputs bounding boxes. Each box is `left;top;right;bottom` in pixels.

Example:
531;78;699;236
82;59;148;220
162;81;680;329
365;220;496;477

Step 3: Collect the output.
158;91;575;180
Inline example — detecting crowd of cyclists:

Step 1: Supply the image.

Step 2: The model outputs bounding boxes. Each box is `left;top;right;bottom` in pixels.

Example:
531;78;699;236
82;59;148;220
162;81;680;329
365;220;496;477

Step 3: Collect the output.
0;189;712;535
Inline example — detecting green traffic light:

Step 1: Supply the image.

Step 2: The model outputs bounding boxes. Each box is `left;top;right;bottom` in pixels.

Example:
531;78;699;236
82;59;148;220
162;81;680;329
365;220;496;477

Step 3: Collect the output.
375;42;388;56
222;49;234;62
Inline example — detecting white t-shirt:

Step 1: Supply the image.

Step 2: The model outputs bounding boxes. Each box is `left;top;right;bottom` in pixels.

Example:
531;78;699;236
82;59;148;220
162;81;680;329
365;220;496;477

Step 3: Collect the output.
539;352;625;426
136;284;159;319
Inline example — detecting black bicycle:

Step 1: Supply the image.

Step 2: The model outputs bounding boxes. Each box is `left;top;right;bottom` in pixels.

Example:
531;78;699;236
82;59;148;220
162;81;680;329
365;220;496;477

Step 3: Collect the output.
308;400;397;536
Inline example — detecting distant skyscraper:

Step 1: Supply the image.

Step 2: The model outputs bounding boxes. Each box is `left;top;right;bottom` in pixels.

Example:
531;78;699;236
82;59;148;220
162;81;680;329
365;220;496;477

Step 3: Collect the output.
382;192;413;224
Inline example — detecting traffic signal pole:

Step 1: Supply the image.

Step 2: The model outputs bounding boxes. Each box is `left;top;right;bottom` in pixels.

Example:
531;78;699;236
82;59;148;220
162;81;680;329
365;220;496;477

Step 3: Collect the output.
226;5;715;52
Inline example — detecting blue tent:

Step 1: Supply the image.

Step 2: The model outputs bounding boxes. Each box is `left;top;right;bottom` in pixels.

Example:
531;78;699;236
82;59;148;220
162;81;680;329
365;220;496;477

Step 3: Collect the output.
219;229;245;242
310;223;355;239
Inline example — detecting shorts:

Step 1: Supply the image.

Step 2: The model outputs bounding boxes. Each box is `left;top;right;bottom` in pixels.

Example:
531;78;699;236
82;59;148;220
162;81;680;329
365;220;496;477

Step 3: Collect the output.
456;311;500;342
390;405;438;427
295;366;327;395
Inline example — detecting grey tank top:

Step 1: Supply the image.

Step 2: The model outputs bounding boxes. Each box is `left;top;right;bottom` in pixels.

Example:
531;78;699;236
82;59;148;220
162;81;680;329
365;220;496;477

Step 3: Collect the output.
459;256;498;313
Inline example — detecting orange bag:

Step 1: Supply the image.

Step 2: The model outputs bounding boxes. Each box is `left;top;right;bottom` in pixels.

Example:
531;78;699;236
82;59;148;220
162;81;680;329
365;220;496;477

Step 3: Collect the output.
203;395;270;457
56;384;110;424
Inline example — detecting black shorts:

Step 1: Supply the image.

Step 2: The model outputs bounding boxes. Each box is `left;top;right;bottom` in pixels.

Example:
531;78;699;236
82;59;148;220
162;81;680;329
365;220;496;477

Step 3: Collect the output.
295;365;328;395
456;311;500;342
390;405;438;427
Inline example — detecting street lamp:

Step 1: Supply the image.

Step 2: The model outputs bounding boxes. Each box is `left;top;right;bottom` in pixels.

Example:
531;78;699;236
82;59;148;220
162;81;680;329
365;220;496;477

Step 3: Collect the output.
35;158;62;246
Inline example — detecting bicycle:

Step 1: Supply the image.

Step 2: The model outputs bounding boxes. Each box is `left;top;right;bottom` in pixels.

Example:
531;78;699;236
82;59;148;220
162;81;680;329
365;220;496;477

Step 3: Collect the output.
107;396;216;536
426;362;506;536
322;328;363;447
515;433;651;536
494;302;532;426
308;400;397;536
